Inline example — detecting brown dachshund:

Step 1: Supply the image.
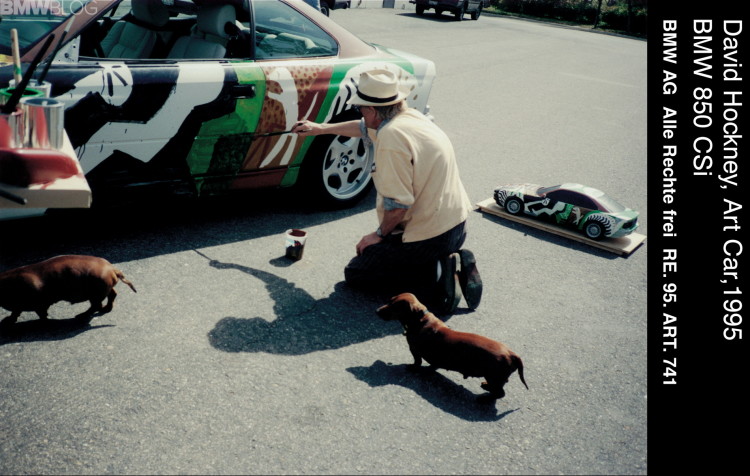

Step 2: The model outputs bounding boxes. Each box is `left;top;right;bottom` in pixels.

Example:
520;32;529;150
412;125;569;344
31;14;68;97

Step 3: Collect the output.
0;255;136;325
377;293;528;400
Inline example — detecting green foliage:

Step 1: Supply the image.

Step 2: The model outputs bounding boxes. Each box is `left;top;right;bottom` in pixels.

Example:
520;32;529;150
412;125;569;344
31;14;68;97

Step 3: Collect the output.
489;0;648;37
599;2;647;34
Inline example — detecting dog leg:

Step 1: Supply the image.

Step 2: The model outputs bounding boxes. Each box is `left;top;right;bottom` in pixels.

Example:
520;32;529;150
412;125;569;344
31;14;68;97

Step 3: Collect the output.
34;307;50;320
480;379;506;399
1;311;21;326
75;299;103;322
476;393;500;404
101;289;117;314
75;310;95;322
74;310;96;324
407;343;423;370
407;358;425;371
408;359;424;371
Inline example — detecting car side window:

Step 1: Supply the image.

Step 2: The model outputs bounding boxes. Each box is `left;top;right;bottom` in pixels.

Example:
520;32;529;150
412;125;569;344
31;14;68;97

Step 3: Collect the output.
76;1;337;61
79;3;224;60
547;190;597;210
251;0;338;59
79;2;247;60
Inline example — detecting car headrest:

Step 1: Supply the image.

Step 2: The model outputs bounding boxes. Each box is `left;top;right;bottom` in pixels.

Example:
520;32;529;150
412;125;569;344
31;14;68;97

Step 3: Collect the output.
131;0;170;28
196;4;237;38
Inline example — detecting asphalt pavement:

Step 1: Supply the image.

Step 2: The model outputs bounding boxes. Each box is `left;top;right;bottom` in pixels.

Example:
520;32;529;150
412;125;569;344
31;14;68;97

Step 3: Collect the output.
0;7;647;475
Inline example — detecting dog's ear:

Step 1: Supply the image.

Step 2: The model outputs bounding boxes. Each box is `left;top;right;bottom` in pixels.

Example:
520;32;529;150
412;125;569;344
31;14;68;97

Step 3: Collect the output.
378;294;427;321
377;295;406;319
391;295;426;321
393;298;415;315
388;294;426;316
407;298;427;316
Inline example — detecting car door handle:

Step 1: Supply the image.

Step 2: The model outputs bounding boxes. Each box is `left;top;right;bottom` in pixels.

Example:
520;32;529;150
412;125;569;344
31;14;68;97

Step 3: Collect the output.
232;84;256;99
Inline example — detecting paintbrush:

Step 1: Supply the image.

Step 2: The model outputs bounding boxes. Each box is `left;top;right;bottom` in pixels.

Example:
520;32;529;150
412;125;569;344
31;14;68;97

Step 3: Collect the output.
0;187;28;205
252;129;299;137
10;29;22;85
1;34;55;114
36;17;74;85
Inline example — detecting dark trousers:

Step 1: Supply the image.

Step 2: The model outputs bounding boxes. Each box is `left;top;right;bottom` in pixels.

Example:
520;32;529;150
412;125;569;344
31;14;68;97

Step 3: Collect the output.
344;221;467;304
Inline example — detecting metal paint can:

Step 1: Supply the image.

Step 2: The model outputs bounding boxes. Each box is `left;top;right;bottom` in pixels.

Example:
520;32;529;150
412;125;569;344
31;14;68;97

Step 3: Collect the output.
21;97;65;150
8;79;52;98
0;108;25;148
0;87;42;105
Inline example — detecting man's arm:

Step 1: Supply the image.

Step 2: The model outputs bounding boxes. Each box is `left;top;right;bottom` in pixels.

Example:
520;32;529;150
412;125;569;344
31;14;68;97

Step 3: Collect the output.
292;119;363;138
355;207;408;255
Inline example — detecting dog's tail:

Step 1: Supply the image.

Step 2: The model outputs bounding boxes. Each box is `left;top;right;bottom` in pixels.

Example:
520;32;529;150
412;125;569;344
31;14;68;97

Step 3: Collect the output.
115;270;137;293
513;354;529;390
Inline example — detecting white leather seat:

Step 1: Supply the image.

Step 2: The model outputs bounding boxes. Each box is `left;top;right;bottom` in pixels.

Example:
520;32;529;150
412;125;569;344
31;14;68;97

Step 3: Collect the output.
100;0;170;58
167;4;236;59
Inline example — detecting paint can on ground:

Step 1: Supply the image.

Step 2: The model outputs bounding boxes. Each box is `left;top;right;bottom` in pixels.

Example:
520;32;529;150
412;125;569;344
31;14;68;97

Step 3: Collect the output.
284;229;308;261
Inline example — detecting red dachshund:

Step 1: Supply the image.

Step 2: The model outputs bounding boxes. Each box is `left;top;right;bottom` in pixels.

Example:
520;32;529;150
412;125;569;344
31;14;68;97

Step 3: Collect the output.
377;293;528;400
0;255;136;325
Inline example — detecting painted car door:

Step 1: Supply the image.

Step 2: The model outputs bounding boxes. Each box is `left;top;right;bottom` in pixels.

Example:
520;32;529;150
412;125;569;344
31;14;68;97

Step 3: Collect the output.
54;0;342;198
50;59;265;198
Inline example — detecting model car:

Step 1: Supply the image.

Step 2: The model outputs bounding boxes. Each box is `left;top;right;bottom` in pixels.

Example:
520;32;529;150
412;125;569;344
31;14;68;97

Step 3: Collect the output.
493;183;639;240
411;0;488;21
0;0;435;220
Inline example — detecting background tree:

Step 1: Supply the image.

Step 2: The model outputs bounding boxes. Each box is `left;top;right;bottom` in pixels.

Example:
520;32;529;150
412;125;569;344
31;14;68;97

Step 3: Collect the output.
593;0;604;29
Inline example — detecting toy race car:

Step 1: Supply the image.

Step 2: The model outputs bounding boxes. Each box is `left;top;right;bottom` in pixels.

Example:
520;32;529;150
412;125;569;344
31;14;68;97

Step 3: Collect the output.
493;182;639;240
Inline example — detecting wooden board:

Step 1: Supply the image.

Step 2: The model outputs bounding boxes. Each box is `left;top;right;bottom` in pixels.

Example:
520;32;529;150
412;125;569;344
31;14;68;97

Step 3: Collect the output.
475;198;646;256
0;134;91;211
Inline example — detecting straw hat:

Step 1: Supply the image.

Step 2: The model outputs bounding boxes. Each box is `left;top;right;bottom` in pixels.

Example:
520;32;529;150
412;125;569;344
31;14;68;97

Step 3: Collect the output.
348;69;408;107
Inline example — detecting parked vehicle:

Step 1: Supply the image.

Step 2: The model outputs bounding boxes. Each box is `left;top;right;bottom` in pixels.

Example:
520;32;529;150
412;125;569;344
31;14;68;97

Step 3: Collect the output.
0;0;436;220
320;0;352;16
300;0;348;16
301;0;325;14
493;183;639;240
411;0;487;20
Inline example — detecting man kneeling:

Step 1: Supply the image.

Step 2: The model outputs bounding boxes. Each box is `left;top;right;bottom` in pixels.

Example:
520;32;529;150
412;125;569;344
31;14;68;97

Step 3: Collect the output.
293;69;482;314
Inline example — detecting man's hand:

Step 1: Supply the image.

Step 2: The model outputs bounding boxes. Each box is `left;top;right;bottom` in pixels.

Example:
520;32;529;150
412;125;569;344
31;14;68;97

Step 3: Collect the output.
355;207;407;255
356;232;383;255
291;120;317;137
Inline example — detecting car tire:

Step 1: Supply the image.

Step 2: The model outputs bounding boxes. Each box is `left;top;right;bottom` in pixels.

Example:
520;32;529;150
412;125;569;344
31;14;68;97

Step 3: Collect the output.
320;6;330;16
504;196;524;215
471;4;482;20
583;215;611;240
299;125;374;208
416;5;425;15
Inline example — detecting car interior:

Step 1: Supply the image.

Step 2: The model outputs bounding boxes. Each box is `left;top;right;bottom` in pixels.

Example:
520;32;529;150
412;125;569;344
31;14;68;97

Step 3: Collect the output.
76;0;338;61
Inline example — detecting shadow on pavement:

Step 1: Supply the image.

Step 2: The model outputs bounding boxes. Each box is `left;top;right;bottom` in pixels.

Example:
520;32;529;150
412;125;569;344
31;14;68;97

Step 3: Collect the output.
201;256;506;418
0;318;114;345
204;256;399;355
347;360;519;422
0;187;375;270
